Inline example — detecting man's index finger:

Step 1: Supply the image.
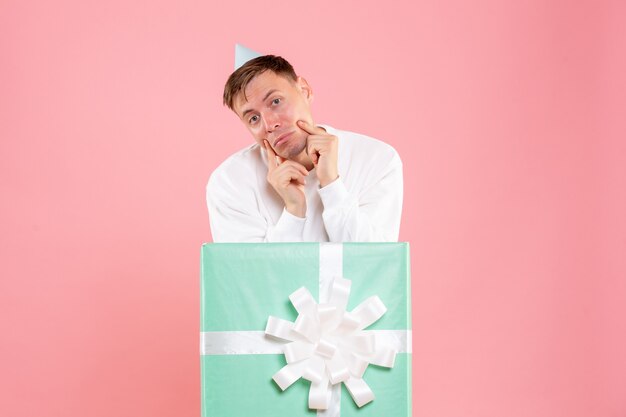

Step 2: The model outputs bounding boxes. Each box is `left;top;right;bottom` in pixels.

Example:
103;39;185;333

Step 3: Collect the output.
264;140;278;170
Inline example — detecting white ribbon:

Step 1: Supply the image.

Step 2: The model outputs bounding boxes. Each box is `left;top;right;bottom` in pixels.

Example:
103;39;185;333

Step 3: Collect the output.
200;243;411;416
200;329;411;356
266;280;397;410
266;243;402;412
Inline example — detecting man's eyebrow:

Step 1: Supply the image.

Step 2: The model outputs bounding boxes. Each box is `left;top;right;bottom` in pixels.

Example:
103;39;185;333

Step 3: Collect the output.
241;89;280;118
262;89;279;102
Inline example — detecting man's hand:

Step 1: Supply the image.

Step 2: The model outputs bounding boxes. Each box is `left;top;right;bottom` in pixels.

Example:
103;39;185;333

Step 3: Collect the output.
264;139;308;218
297;120;339;188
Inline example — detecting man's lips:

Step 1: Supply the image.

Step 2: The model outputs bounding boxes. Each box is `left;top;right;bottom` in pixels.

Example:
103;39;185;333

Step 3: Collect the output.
273;131;294;147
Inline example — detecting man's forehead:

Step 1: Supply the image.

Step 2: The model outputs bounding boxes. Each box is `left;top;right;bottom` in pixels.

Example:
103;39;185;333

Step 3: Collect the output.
234;72;295;115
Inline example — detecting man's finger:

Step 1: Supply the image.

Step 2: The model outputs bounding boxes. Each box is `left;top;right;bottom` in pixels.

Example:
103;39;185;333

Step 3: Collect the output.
306;140;321;165
297;120;325;135
276;166;308;181
277;160;309;176
264;140;278;170
276;167;306;187
282;168;306;186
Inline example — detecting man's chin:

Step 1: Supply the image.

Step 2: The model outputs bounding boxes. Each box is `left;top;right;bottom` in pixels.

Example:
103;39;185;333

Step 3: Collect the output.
281;145;306;161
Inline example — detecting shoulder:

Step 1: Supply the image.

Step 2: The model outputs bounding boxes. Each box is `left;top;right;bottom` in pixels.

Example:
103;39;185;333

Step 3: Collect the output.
207;143;264;194
320;124;401;166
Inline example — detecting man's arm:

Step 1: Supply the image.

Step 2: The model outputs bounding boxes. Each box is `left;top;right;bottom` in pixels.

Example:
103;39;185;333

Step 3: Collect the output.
318;153;403;242
298;121;403;242
206;166;307;242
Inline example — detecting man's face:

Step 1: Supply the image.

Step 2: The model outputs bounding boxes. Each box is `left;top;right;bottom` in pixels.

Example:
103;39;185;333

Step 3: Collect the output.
233;70;314;161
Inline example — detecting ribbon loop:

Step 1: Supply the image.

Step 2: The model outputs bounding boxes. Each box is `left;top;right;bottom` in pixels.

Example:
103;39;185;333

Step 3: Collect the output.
317;304;339;326
266;277;399;410
328;277;351;310
289;287;317;315
344;376;375;408
351;296;387;330
315;338;337;359
309;377;331;410
294;313;320;342
363;344;397;368
284;341;315;363
334;312;360;335
303;355;325;384
273;361;307;391
326;352;351;384
265;316;296;341
345;352;369;378
342;333;376;354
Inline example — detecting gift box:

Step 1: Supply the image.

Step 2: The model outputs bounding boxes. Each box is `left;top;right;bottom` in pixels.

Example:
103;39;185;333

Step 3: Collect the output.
200;243;412;417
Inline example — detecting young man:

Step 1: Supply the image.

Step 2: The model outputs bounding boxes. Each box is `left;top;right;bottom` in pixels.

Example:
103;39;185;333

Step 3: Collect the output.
207;55;403;242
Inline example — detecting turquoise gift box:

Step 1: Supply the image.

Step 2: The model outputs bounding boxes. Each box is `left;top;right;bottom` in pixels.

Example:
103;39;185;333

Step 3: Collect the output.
200;243;412;417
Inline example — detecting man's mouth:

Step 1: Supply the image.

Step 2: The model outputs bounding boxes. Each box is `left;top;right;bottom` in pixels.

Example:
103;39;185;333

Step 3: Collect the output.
273;132;294;147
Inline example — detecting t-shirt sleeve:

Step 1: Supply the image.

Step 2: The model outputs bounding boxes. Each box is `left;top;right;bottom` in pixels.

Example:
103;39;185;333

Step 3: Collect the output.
206;169;268;242
206;164;306;242
266;208;306;242
318;149;403;242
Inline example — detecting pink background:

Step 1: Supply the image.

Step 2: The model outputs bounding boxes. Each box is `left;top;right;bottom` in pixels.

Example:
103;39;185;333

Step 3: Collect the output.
1;0;625;416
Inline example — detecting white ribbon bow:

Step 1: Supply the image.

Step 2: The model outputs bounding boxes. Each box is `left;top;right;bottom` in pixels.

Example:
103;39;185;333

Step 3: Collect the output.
265;276;397;410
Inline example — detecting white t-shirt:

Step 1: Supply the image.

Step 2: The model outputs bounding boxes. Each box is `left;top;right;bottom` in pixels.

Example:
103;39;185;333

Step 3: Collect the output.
206;125;403;242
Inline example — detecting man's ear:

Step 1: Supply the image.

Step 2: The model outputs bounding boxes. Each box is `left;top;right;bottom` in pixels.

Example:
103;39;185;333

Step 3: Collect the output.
296;76;313;103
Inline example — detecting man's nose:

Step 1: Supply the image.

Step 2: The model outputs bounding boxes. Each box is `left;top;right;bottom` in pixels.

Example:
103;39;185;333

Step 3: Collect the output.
262;112;280;132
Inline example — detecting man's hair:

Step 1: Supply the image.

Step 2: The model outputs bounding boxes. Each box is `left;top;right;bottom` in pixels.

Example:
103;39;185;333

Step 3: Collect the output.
223;55;298;111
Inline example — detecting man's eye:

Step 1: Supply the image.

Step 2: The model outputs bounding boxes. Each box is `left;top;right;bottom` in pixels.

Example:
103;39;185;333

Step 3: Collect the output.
249;115;259;124
272;98;281;105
